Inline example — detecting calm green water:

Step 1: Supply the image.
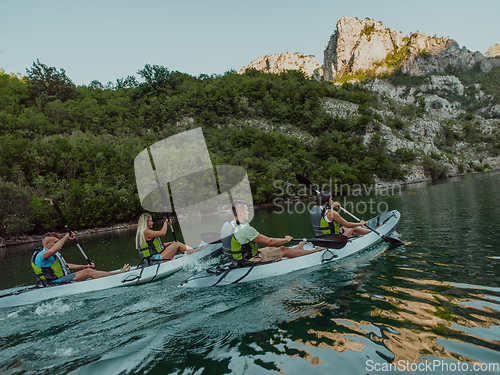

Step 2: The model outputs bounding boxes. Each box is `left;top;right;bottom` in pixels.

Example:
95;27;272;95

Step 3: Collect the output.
0;171;499;374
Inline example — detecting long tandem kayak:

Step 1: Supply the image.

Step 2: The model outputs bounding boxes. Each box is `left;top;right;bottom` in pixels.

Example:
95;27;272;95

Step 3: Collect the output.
180;210;401;287
0;242;222;309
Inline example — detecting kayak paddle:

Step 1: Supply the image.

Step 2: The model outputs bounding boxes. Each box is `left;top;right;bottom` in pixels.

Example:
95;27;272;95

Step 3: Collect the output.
151;168;178;242
200;230;346;248
46;199;94;266
338;205;405;246
295;174;321;195
295;174;405;247
200;232;222;244
291;236;347;249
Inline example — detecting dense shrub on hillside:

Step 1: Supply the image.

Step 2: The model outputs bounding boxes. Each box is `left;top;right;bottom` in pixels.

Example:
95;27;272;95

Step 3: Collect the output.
0;63;403;235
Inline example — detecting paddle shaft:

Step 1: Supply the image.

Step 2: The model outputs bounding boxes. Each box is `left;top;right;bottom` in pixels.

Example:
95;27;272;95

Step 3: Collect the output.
152;169;178;242
47;199;93;266
339;206;404;246
291;237;346;249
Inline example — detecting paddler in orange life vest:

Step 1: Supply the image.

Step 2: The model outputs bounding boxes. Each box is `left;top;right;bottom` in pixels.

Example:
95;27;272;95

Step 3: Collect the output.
31;232;131;284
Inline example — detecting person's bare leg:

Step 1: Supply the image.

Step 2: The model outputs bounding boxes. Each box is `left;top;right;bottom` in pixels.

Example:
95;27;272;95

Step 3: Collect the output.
73;264;131;282
160;241;194;260
281;242;323;258
352;227;371;236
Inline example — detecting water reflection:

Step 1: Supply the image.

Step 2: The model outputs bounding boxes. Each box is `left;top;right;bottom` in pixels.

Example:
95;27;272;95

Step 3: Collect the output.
257;274;500;372
1;172;499;374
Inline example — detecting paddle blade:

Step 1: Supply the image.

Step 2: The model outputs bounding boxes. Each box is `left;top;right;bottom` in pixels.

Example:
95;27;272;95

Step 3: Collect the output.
306;238;347;249
382;235;406;247
315;233;348;244
295;174;319;194
200;232;222;244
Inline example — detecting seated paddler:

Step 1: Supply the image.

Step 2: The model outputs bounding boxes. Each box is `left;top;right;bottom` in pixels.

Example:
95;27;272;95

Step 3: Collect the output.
31;232;130;285
310;192;371;238
136;214;193;263
221;200;320;265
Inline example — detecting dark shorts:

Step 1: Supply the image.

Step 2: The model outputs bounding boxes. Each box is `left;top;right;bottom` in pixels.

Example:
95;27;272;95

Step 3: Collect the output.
53;273;76;284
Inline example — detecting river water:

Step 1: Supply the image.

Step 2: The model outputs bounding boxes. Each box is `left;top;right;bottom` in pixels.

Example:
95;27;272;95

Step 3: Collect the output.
0;171;499;374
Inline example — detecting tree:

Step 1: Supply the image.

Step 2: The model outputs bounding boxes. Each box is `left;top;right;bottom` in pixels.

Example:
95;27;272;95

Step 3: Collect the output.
26;59;75;106
0;179;34;236
137;64;181;95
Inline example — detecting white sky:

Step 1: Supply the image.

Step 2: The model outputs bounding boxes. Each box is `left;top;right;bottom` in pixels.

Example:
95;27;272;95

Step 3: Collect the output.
1;0;498;85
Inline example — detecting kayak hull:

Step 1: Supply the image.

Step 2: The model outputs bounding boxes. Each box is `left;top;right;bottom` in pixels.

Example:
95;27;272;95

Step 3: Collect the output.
0;243;222;309
181;210;401;287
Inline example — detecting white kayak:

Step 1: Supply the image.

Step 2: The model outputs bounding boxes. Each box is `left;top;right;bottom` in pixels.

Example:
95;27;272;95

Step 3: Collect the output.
180;210;401;287
0;242;222;309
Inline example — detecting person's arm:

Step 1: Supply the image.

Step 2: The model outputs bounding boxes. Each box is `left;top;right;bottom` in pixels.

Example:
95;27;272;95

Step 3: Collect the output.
328;210;366;228
42;232;74;259
144;219;170;241
252;234;293;247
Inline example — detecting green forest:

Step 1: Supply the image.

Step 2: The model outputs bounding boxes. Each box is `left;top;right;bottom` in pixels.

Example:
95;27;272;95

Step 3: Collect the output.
0;60;466;236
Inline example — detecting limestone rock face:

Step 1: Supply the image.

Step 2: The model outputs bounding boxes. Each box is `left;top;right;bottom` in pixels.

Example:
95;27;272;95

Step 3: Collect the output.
323;17;500;82
238;52;322;79
485;43;500;57
238;18;500;83
401;40;500;75
323;17;405;81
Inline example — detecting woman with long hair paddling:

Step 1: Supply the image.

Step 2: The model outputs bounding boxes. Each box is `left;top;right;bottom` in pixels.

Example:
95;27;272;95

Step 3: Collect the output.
315;192;371;238
136;214;193;262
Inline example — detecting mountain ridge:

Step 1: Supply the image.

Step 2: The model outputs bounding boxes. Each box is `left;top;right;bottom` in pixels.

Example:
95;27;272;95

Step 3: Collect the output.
238;16;500;83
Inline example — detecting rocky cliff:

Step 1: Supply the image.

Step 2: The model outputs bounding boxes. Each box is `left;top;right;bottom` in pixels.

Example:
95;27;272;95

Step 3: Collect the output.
323;17;407;81
237;52;322;79
485;44;500;58
321;75;500;183
323;17;500;82
238;17;500;84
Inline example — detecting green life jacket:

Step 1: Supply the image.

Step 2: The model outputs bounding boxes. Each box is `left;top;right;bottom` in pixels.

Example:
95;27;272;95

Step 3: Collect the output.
136;232;164;259
320;215;340;235
221;221;258;261
310;205;340;236
31;247;71;282
230;236;258;261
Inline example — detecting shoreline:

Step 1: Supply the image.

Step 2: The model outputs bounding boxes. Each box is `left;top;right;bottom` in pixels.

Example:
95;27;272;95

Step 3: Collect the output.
0;222;139;249
2;169;497;248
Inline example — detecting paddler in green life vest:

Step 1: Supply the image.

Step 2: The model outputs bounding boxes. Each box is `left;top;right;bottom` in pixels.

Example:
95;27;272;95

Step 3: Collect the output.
312;192;371;238
31;232;131;284
221;200;322;264
136;214;193;262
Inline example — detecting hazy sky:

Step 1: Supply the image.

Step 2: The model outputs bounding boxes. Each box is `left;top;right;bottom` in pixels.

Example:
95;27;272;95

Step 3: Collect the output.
1;0;498;85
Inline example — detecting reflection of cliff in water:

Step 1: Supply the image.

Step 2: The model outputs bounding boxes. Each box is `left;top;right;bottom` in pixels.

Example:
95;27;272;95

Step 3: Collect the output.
277;277;500;368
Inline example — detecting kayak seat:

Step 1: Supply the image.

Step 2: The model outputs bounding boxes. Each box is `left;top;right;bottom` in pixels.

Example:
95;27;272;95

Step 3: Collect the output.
36;279;52;288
